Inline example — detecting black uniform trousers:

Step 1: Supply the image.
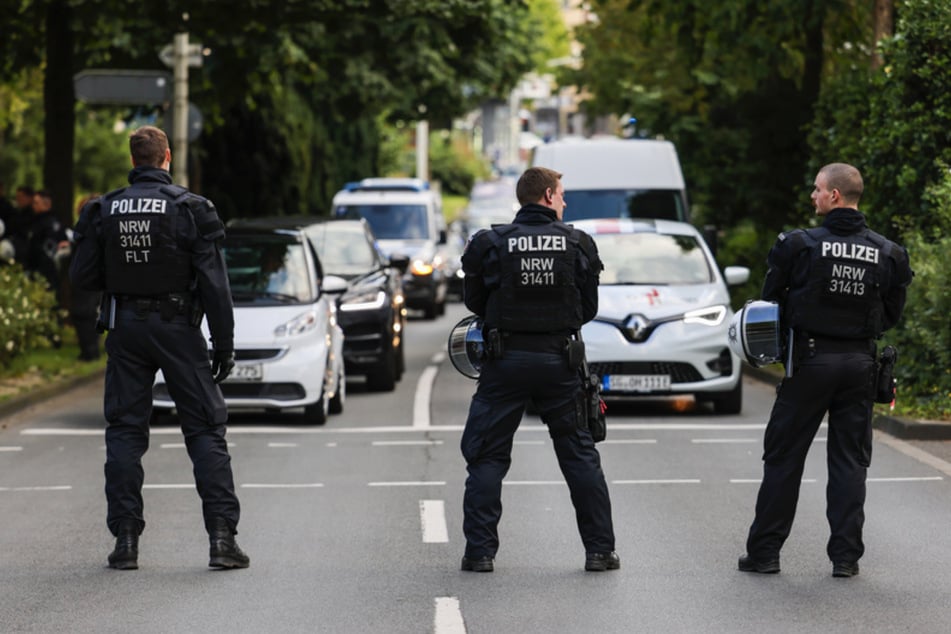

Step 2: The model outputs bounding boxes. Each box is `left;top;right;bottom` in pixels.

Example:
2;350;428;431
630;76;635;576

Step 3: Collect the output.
746;348;876;564
461;349;615;558
103;308;240;536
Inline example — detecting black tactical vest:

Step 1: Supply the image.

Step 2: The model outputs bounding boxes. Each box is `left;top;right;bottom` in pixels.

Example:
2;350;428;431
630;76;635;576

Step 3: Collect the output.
484;222;583;332
786;226;891;339
99;184;193;296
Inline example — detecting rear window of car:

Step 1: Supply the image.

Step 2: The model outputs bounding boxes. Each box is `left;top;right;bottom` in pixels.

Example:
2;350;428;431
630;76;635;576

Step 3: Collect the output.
592;233;712;285
223;236;316;304
334;204;430;240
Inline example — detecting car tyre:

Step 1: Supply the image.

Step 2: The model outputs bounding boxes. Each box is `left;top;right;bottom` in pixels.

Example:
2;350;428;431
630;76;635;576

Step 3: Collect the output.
395;337;406;380
711;377;743;415
303;388;329;425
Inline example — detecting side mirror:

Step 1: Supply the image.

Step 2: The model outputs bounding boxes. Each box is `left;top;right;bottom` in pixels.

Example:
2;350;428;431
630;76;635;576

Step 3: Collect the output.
389;253;411;274
723;266;750;286
321;274;349;295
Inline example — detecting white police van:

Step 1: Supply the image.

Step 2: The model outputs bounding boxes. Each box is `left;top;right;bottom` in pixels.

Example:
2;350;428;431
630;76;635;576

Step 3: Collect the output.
332;178;449;319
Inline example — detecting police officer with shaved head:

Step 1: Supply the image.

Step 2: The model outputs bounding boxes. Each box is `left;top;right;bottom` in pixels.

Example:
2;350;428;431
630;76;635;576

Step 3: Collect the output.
70;125;248;571
739;162;912;578
458;166;618;573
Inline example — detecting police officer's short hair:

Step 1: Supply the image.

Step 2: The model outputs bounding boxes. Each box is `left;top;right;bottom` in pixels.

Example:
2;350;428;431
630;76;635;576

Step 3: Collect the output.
820;163;864;205
130;125;169;168
516;167;563;206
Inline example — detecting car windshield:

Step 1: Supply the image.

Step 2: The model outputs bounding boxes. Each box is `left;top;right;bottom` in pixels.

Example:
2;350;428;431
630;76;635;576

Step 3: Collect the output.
307;225;377;278
223;237;315;304
592;233;712;285
335;204;430;240
563;189;684;222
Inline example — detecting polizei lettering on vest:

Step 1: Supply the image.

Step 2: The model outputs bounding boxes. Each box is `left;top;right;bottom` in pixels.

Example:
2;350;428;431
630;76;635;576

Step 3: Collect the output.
820;241;879;263
507;234;567;252
110;198;168;215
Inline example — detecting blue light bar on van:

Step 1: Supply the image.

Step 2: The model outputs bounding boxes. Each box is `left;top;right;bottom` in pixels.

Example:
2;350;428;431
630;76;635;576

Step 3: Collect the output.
344;177;430;192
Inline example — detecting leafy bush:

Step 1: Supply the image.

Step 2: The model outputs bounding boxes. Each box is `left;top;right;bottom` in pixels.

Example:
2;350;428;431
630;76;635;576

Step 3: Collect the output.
0;264;64;365
427;130;490;196
886;165;951;419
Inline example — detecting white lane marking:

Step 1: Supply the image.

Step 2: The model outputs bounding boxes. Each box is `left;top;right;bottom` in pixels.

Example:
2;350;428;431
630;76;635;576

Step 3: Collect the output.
29;423;789;436
602;439;657;445
242;483;324;489
368;481;447;487
0;485;71;491
434;597;466;634
268;442;300;448
692;438;758;444
420;500;449;544
868;476;943;482
876;432;951;478
373;440;444;446
612;479;701;485
413;366;439;428
22;422;781;435
0;446;24;451
143;484;194;489
326;442;338;447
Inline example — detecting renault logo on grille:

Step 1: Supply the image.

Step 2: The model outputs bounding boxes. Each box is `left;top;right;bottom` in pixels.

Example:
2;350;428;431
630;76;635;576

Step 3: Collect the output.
624;314;651;342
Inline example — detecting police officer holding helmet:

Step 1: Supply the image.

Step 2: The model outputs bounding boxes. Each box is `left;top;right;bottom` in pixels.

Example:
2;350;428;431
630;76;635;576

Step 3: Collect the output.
70;125;248;571
459;166;618;573
738;162;912;578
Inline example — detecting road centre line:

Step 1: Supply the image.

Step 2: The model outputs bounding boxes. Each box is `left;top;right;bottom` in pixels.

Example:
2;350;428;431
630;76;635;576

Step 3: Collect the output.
0;485;71;491
0;446;23;451
23;422;779;436
420;500;449;543
413;366;439;428
268;442;300;448
373;440;444;446
434;597;466;634
867;476;943;482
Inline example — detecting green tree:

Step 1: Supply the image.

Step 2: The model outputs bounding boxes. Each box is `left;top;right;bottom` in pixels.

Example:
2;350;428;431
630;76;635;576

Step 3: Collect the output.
567;0;869;232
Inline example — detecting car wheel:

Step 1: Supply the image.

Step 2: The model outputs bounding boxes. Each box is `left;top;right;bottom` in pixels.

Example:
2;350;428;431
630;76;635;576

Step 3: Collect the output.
303;388;329;425
712;378;743;415
329;367;346;415
367;344;397;392
395;337;406;380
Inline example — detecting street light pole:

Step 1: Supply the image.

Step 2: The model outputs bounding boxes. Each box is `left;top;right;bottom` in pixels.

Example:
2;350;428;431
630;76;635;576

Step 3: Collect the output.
172;32;189;187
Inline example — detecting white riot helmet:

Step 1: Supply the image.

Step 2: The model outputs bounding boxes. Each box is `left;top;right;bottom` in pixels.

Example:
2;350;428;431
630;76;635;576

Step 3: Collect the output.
447;314;485;379
728;300;782;367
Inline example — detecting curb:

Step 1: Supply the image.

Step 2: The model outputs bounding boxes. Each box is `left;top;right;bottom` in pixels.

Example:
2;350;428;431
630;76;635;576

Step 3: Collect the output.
742;363;951;441
0;369;105;423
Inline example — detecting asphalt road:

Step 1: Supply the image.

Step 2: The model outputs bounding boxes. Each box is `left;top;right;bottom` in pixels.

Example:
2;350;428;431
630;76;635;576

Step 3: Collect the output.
2;302;951;633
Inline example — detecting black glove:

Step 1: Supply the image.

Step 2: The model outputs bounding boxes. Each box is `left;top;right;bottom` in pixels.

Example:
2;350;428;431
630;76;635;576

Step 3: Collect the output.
211;349;235;383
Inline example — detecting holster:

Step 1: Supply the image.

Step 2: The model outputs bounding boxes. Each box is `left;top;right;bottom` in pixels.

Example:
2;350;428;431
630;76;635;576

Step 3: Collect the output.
96;294;116;332
874;345;898;404
566;339;585;371
486;329;503;360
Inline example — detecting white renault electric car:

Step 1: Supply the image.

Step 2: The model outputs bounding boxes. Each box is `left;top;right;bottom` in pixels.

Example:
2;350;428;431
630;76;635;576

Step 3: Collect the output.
152;223;347;424
575;218;750;414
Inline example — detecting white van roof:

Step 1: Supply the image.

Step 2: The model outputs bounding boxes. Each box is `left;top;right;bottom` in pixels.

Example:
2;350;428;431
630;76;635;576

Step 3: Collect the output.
531;137;685;191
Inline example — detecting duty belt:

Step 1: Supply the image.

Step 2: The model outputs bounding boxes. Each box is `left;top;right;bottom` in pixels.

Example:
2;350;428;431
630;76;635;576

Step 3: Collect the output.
117;294;192;319
500;331;570;353
805;334;875;355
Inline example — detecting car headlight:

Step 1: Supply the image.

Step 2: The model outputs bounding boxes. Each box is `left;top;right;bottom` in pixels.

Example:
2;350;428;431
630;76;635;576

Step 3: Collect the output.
683;305;727;326
410;259;434;276
274;309;319;337
340;290;386;312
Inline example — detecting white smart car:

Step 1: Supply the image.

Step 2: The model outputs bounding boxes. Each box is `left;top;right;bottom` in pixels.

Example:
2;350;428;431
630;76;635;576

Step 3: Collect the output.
152;223;347;424
575;218;750;414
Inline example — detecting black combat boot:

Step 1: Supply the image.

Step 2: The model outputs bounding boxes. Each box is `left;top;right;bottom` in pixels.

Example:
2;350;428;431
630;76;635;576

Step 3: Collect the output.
108;520;139;570
208;517;250;569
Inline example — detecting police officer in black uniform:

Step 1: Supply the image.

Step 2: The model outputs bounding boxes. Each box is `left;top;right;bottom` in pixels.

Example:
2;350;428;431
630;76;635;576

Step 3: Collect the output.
739;162;912;578
459;166;618;573
70;125;249;571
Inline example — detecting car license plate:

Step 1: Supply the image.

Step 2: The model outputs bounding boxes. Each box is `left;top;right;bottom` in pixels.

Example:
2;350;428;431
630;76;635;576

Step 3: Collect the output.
605;374;671;392
226;363;263;382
